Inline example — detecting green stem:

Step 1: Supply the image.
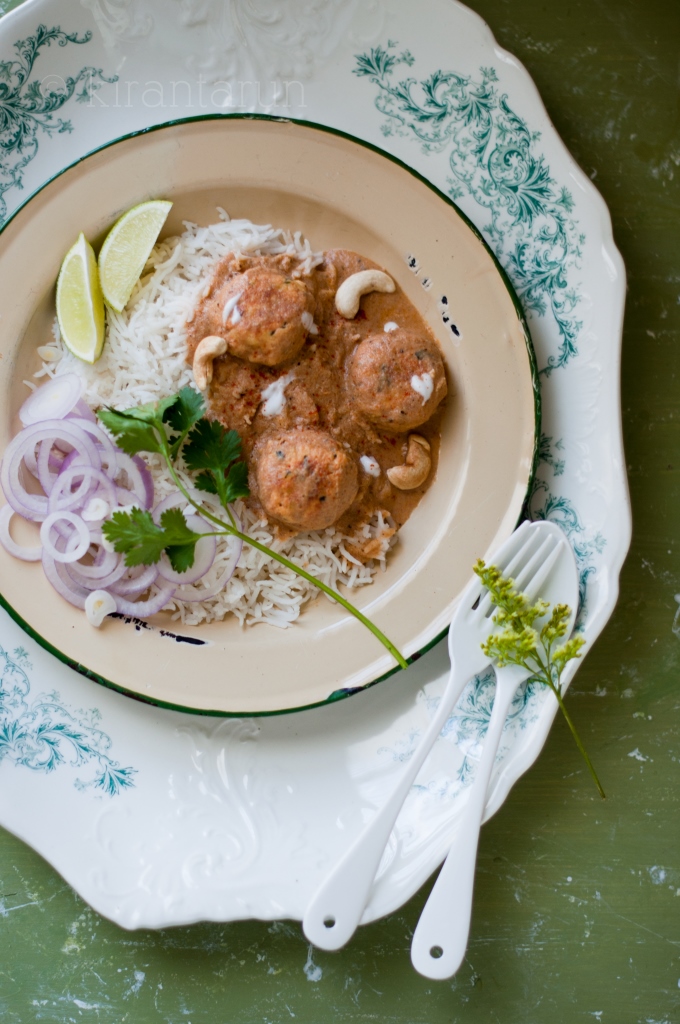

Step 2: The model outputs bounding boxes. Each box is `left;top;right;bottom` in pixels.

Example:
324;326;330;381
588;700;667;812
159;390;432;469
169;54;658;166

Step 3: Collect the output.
163;451;408;671
542;674;606;799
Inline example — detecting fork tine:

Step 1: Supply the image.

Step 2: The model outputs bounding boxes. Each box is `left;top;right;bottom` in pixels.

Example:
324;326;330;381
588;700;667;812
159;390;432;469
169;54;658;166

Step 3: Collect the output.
481;524;544;610
476;529;565;621
468;523;562;620
494;520;532;571
474;525;544;618
523;538;564;602
498;527;543;579
512;535;557;592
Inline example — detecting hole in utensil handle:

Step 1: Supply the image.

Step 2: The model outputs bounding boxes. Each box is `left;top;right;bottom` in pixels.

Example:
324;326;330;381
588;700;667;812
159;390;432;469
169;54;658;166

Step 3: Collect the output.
323;916;336;929
429;945;443;959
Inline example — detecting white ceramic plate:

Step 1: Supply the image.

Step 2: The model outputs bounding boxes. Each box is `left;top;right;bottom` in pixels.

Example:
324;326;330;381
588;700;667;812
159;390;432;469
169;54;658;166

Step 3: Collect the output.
0;0;628;929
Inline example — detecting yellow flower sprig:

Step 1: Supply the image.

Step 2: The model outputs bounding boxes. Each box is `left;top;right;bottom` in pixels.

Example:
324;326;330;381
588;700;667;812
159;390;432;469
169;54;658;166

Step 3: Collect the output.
474;559;605;799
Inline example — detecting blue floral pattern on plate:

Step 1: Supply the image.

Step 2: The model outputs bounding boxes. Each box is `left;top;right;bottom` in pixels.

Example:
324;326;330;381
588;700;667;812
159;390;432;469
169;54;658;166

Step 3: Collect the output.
354;43;584;376
0;23;117;222
0;643;136;795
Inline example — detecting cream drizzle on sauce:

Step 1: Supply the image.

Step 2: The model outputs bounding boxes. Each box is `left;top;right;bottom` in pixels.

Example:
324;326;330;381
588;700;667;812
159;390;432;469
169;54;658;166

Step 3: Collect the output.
301;310;319;335
360;455;381;477
260;372;295;417
222;292;243;325
410;371;434;404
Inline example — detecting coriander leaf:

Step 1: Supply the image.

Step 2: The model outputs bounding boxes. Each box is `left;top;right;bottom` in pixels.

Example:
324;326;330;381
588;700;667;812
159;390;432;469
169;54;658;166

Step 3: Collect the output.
102;506;201;569
156;394;182;422
163;386;205;434
165;542;197;573
130;395;178;423
183;419;242;474
194;470;218;495
102;507;168;566
98;408;163;456
158;507;201;543
156;509;204;573
223;460;250;503
164;387;206;460
158;507;202;574
105;394;177;426
193;461;250;509
113;402;159;425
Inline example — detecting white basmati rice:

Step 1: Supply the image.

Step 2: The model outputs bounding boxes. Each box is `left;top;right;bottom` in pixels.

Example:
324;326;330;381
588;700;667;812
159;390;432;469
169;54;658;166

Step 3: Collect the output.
37;211;396;627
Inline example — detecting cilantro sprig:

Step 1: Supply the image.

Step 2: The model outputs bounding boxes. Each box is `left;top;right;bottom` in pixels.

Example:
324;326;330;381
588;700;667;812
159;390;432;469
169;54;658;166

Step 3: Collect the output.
183;419;250;511
474;559;605;798
98;388;407;670
104;506;202;573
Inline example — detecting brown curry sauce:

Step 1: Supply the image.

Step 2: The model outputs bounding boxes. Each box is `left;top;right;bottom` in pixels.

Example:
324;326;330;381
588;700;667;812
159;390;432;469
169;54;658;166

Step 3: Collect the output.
185;249;446;554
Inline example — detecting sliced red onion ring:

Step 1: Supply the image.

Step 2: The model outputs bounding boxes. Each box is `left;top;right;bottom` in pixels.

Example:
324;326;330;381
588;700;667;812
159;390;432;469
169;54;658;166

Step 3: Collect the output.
40;511;90;563
0;504;42;561
65;557;129;591
41;549;88;609
115;486;140;508
69;418;118;458
111;563;159;597
22;443;40;479
48;446;68;472
114;452;154;509
58;449;80;475
176;509;242;601
53;419;117;475
152;489;200;522
174;558;241;602
37;438;60;495
152;488;240;527
22;440;66;480
65;543;123;582
68;399;96;423
111;580;176;618
132;455;154;508
3;400;240;619
19;373;82;426
38;438;83;495
1;420;101;521
49;466;117;516
156;513;216;585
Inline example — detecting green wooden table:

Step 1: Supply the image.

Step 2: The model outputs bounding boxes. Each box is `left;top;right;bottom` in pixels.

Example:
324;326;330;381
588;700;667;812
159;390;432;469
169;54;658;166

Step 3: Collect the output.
1;1;678;1020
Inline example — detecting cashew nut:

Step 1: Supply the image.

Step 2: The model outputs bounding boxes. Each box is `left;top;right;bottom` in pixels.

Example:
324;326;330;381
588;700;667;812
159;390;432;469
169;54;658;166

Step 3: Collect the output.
192;335;227;391
335;269;395;319
386;435;431;490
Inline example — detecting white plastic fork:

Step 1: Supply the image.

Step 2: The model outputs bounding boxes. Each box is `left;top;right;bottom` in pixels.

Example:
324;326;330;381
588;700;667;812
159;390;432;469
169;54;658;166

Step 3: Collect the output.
303;520;559;952
410;520;577;980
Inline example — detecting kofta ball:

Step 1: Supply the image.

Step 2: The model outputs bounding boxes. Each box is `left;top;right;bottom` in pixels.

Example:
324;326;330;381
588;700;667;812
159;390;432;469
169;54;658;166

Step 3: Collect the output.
347;328;447;431
211;266;316;366
254;428;358;531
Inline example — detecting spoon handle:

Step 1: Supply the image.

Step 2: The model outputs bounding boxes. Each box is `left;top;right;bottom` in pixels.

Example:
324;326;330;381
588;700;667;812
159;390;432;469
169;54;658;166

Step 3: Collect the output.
410;664;529;980
303;656;481;951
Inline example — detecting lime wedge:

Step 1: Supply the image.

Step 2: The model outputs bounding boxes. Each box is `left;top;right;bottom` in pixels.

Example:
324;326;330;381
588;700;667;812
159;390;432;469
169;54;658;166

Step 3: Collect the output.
98;199;172;312
56;233;106;364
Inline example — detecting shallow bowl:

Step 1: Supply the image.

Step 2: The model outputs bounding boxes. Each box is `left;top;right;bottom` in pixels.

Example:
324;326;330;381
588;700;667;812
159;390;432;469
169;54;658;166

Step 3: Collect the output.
0;116;538;714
